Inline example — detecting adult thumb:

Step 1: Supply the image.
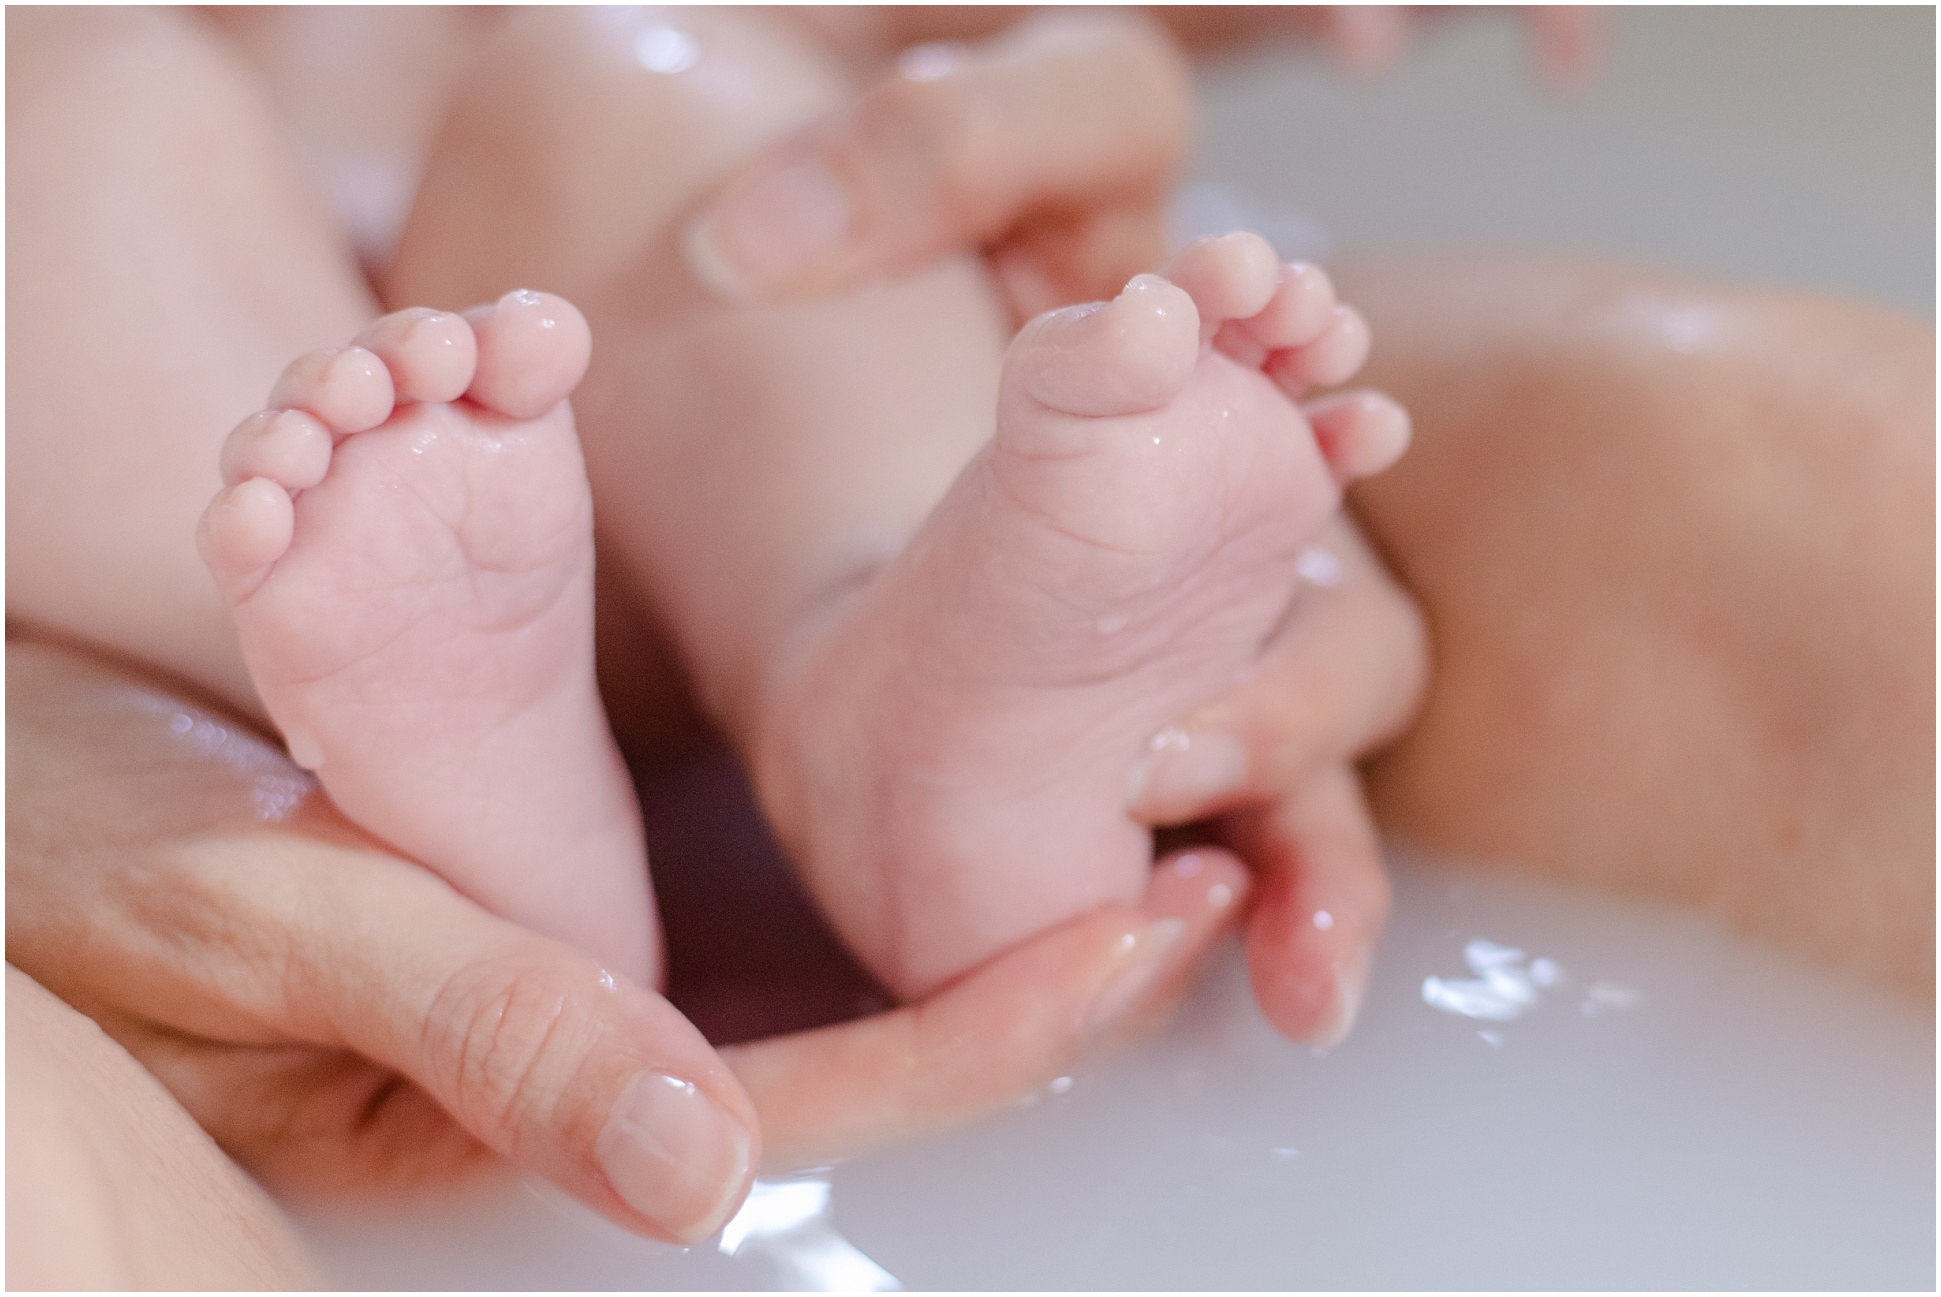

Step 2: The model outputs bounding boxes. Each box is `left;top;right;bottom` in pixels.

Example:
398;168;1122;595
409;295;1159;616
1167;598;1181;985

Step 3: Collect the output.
305;861;759;1245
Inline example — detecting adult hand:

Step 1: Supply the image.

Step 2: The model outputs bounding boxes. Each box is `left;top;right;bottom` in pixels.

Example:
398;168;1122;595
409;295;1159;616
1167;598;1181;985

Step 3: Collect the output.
1127;511;1430;1045
6;639;1245;1241
683;6;1598;318
681;10;1192;323
794;5;1597;85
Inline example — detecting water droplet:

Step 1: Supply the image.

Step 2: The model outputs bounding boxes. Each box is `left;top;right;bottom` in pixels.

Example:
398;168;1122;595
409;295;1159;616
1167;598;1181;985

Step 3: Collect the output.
1296;545;1344;588
634;24;699;74
898;41;969;82
1149;726;1191;753
1048;1075;1075;1096
1312;909;1335;930
1207;882;1235;910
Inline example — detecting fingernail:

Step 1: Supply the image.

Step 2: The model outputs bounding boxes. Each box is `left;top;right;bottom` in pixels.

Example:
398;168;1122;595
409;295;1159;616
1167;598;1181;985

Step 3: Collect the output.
1307;949;1371;1050
1083;917;1187;1043
596;1070;752;1243
1126;727;1248;819
684;154;850;300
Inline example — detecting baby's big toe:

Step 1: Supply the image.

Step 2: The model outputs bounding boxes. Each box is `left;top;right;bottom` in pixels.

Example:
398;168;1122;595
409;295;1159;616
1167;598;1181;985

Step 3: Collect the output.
1003;275;1200;430
463;290;592;422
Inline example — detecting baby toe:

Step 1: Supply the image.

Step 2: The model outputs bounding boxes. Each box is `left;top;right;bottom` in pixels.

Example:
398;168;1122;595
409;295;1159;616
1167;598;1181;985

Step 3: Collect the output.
1238;263;1338;352
354;308;477;405
1265;304;1371;394
198;477;295;602
219;409;333;491
1003;274;1200;424
1305;389;1411;484
1163;232;1282;337
267;345;395;435
463;290;592;421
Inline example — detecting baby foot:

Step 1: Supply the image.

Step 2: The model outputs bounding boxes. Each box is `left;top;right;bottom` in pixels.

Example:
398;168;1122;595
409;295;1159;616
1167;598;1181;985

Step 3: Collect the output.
198;291;659;984
759;233;1407;996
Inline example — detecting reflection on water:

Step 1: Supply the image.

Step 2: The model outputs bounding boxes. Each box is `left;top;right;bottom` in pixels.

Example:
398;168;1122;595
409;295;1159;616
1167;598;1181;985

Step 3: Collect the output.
118;686;316;820
1421;937;1561;1021
718;1177;899;1292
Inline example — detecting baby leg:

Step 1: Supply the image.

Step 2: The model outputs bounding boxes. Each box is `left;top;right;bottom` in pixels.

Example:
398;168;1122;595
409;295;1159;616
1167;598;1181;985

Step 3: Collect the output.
6;6;373;717
390;12;1398;996
10;9;657;983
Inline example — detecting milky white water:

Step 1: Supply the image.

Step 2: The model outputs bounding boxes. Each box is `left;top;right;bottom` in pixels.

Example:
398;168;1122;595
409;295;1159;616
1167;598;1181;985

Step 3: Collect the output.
289;847;1933;1290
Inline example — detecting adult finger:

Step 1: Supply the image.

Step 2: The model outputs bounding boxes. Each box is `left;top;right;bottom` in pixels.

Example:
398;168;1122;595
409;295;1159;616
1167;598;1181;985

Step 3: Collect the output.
987;199;1171;326
260;838;761;1246
1126;512;1429;826
682;10;1191;302
1218;765;1392;1044
4;641;758;1247
724;847;1252;1171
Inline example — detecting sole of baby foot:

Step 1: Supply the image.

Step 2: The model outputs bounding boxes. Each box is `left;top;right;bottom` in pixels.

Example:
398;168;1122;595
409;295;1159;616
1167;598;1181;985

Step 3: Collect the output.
198;291;661;986
760;232;1385;997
